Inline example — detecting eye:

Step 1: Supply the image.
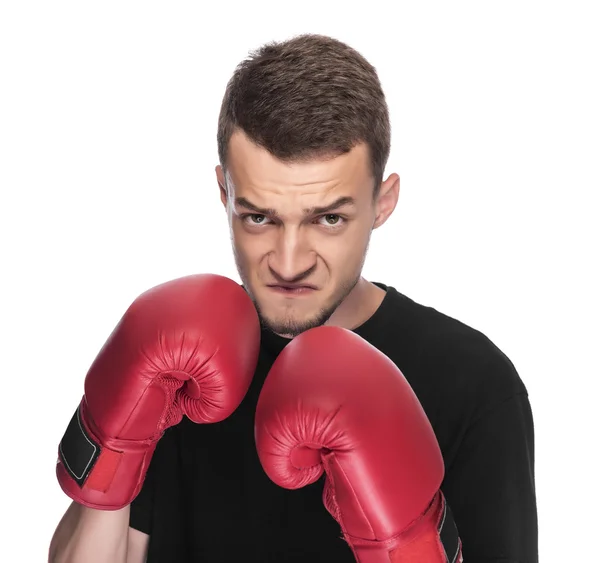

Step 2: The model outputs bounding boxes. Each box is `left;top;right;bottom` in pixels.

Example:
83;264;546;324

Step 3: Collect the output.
318;214;345;227
243;214;269;225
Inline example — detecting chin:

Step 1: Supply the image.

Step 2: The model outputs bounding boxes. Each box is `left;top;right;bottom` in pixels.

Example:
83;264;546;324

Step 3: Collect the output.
261;317;320;338
258;305;335;338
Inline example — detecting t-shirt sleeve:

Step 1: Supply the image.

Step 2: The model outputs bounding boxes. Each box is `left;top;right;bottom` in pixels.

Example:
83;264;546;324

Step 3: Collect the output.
441;392;538;562
128;449;157;535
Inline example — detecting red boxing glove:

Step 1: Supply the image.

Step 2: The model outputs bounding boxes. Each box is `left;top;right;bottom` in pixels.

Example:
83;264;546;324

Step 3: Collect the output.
57;274;260;510
255;326;463;562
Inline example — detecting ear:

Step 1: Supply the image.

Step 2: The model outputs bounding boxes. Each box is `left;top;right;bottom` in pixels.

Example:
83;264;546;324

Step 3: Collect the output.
216;165;227;208
373;173;400;229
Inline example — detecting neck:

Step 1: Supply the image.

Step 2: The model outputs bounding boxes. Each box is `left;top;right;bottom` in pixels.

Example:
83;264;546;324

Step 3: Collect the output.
325;277;386;331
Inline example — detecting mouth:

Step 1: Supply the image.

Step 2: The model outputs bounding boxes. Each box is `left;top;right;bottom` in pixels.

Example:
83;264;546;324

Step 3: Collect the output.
266;284;317;295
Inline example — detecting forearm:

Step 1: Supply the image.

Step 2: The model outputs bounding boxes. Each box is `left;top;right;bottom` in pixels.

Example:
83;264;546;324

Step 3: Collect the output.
49;502;131;563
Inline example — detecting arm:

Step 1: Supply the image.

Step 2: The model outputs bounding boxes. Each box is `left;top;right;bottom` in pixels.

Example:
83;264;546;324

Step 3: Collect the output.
442;392;538;562
49;275;259;561
256;326;462;562
49;413;156;563
48;502;149;563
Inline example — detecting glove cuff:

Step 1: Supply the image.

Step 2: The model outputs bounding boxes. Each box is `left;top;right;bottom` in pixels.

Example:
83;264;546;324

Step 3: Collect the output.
345;492;463;563
56;399;157;510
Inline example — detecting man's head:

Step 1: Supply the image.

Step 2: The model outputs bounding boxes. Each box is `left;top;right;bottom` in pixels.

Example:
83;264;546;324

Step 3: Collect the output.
216;34;399;337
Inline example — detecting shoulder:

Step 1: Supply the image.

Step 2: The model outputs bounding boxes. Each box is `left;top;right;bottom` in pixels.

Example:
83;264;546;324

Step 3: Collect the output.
382;286;528;415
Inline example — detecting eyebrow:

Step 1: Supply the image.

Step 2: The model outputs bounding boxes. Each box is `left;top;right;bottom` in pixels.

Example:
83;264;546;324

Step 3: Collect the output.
234;196;357;217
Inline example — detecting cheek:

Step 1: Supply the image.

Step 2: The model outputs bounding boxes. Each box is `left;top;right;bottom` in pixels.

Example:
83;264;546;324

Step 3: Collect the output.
319;226;370;270
231;224;270;264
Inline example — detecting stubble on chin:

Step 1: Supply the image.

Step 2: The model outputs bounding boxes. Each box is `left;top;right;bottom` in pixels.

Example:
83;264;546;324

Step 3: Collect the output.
253;275;360;338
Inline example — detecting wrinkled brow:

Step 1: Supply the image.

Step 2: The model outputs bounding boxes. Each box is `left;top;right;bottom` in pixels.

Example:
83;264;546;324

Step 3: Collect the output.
234;196;356;216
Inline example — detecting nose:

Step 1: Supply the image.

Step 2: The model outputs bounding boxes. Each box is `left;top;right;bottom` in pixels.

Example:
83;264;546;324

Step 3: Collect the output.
268;226;316;282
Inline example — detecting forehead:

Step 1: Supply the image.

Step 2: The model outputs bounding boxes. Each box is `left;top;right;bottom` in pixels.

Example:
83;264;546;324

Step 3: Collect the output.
225;131;373;199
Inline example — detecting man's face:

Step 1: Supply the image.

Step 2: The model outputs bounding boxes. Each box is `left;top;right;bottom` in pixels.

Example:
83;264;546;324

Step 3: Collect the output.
218;131;394;337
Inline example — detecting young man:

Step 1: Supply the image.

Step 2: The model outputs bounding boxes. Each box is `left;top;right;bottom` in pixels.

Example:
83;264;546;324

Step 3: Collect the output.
50;34;538;562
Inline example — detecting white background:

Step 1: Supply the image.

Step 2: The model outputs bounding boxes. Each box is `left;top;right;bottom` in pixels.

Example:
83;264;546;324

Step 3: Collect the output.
1;1;598;560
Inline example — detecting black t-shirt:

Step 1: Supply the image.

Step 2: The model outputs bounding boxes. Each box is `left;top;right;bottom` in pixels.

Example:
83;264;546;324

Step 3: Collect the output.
129;283;538;562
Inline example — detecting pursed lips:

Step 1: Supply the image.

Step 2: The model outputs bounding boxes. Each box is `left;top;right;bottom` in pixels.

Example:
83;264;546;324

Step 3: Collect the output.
266;283;317;295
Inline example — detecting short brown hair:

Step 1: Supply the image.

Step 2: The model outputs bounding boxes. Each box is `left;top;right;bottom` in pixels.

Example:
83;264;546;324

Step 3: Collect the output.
217;34;391;194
